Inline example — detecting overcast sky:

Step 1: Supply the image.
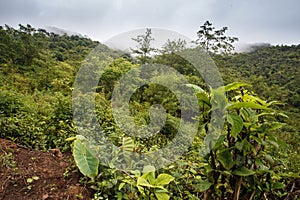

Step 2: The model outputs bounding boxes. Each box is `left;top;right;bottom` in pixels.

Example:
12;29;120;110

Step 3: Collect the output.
0;0;299;46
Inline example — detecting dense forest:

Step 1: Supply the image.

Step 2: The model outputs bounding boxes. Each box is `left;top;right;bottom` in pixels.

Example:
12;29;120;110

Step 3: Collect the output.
0;24;299;199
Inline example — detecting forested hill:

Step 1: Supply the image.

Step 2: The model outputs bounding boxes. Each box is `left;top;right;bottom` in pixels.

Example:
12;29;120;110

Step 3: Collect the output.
0;24;299;148
1;24;299;199
0;24;112;150
217;45;300;110
1;24;299;111
0;24;114;93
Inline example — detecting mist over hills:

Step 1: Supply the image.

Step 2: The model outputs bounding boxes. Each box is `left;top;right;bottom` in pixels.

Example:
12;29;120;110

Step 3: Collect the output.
45;26;89;38
40;26;291;53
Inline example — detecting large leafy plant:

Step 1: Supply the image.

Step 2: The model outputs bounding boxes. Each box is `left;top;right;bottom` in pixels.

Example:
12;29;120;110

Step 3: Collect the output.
189;82;291;199
68;135;175;200
119;165;174;200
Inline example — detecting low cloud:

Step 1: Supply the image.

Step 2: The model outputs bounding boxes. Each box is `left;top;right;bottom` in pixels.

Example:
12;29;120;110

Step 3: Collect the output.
0;0;299;44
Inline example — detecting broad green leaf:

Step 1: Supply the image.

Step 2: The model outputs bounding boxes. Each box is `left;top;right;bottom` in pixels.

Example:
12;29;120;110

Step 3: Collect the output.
242;94;267;106
272;182;285;189
130;170;141;177
212;135;226;151
153;186;168;191
233;166;255;176
268;140;279;149
154;191;170;200
269;135;286;147
137;177;152;187
122;179;134;185
196;92;210;106
142;165;156;185
281;172;300;178
122;137;134;162
142;165;156;173
73;140;99;179
256;122;283;133
194;180;213;192
264;154;274;164
75;135;87;140
256;112;287;118
227;102;269;110
235;154;245;167
118;182;125;190
137;185;145;194
186;83;205;93
217;149;234;170
122;137;134;152
235;139;251;156
224;82;250;92
277;112;289;118
235;141;243;152
204;164;213;173
266;100;283;106
210;87;226;111
266;122;284;131
239;108;257;123
226;113;243;138
255;159;269;171
186;84;210;105
189;168;198;175
155;174;174;186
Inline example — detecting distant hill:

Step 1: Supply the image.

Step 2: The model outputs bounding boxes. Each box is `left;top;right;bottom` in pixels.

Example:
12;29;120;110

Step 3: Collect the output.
218;44;300;109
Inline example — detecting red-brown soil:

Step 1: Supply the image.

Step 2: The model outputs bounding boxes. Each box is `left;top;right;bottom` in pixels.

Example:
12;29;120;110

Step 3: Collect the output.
0;138;93;200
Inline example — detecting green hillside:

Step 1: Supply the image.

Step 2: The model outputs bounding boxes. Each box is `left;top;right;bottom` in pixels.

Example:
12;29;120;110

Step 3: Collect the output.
0;24;299;199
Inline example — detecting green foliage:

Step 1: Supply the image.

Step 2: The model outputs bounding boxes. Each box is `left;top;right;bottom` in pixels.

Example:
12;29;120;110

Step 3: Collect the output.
131;28;156;64
187;82;293;199
72;136;99;179
0;24;45;66
70;81;298;199
132;165;174;200
69;135;175;199
194;21;238;54
98;57;137;98
0;90;26;116
0;146;17;173
232;166;255;176
0;24;102;151
160;39;187;54
226;113;243;139
216;45;300;173
0;23;299;199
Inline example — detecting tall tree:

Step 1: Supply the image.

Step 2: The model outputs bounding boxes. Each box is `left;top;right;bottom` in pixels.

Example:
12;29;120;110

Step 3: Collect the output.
195;21;238;54
160;38;187;54
131;28;156;64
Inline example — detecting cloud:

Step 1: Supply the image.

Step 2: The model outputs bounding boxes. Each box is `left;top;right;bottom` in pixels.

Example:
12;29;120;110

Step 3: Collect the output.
0;0;299;44
216;0;300;44
0;0;40;24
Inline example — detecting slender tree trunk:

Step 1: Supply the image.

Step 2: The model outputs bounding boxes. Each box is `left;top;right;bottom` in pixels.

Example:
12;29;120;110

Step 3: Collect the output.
233;176;243;200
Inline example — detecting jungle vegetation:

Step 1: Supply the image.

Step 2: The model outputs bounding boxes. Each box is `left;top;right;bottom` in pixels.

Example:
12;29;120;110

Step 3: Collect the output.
0;23;299;199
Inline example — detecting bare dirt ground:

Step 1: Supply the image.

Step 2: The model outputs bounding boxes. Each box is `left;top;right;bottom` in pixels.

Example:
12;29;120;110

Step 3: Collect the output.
0;138;93;200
